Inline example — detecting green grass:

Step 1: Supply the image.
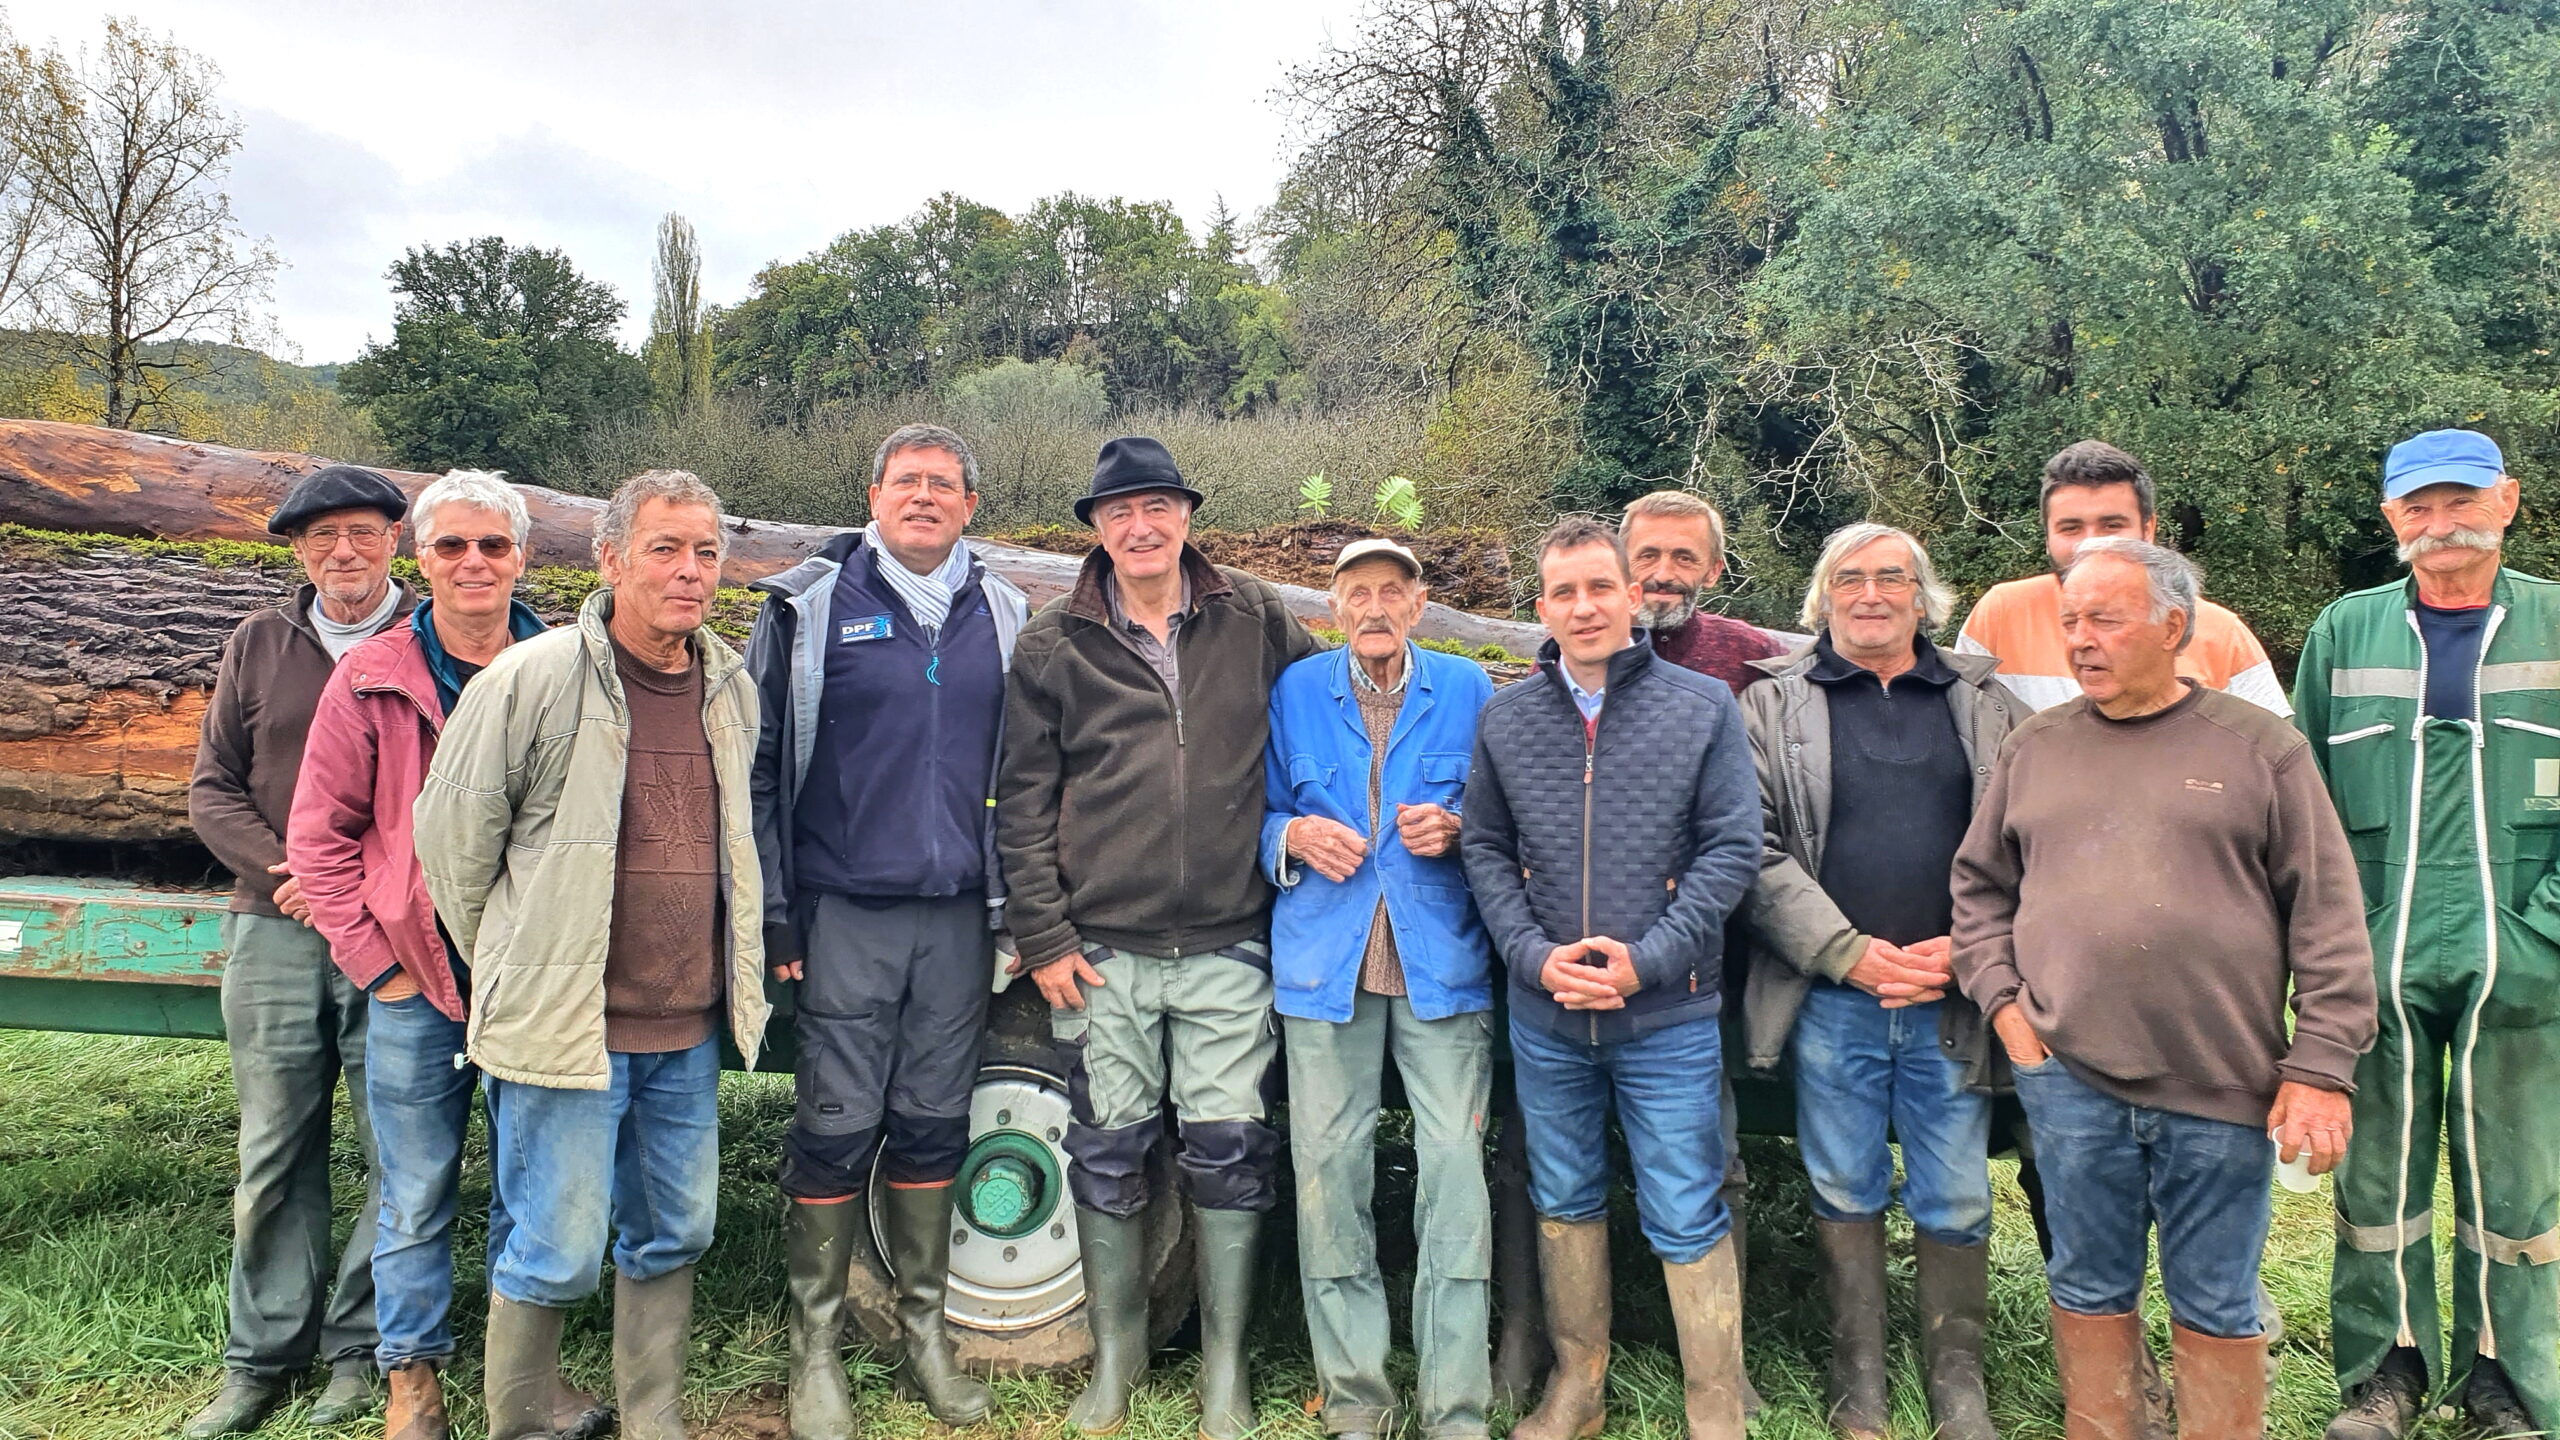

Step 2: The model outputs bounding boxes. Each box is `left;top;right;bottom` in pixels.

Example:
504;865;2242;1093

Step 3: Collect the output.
0;1031;2476;1438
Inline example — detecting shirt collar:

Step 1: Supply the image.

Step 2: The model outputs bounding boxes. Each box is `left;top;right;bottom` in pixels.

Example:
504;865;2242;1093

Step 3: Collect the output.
1105;572;1193;633
1807;631;1960;688
1351;644;1416;696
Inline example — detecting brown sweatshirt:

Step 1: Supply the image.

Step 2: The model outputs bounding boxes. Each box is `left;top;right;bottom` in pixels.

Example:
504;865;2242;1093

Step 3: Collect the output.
191;583;414;915
1950;682;2377;1126
603;639;721;1053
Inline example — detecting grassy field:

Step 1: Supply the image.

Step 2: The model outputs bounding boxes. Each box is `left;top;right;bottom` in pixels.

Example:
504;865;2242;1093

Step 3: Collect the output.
0;1031;2476;1439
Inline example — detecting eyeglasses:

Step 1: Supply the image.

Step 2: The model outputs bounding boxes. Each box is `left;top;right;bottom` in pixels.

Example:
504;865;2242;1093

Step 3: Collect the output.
297;524;392;552
1828;569;1916;596
426;534;517;560
878;475;968;498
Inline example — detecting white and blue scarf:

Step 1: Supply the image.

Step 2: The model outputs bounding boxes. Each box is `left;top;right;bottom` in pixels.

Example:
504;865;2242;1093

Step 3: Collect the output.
862;522;974;636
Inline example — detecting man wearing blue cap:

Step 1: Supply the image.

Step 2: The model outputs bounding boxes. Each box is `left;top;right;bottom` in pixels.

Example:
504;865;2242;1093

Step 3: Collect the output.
2296;429;2560;1439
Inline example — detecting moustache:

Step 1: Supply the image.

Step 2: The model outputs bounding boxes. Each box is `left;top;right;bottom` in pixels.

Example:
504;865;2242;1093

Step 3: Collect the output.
2400;526;2502;563
1641;580;1696;598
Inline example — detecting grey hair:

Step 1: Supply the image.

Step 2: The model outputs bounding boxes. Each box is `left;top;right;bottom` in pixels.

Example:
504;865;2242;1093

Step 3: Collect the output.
412;469;530;549
874;423;980;494
1800;522;1957;631
594;469;727;565
2064;536;2203;652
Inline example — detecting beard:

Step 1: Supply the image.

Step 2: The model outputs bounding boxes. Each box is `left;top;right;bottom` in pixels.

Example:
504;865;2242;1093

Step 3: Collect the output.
2399;526;2503;565
1637;585;1697;633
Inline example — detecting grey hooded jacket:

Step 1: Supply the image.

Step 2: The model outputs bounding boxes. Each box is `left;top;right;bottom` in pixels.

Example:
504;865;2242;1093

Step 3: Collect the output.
1736;638;2022;1090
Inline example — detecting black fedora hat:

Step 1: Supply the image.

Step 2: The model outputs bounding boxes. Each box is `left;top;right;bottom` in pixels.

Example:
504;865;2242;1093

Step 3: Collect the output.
1073;436;1206;526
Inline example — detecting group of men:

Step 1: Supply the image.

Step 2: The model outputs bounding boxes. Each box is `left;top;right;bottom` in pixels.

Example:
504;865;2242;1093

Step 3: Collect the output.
175;417;2553;1440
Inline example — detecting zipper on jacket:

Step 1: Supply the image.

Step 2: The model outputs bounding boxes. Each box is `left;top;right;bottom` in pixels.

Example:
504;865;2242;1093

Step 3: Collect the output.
1582;718;1596;1045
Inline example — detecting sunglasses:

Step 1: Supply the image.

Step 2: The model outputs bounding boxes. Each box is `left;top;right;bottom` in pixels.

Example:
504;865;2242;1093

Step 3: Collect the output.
426;534;517;560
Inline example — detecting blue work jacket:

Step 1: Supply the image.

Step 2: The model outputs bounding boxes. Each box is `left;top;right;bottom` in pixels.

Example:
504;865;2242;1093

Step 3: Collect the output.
1259;644;1498;1022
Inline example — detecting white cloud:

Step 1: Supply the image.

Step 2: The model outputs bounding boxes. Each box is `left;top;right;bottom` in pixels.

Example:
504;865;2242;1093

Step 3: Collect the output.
8;0;1365;361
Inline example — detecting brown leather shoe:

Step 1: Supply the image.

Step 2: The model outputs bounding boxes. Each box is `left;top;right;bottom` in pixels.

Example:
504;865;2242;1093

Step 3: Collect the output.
2169;1323;2268;1440
2052;1306;2149;1440
384;1363;450;1440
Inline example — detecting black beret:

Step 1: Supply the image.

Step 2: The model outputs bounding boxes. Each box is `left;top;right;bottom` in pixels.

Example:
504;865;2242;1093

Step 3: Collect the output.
268;464;410;535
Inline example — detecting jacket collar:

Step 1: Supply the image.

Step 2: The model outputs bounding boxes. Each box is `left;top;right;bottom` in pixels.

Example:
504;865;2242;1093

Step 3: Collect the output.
2391;566;2524;614
1535;627;1658;695
1752;634;2003;688
1805;631;1960;687
1066;542;1231;627
576;586;742;695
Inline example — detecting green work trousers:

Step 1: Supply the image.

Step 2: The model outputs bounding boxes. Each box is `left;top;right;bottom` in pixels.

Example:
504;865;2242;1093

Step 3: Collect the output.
1054;946;1283;1215
218;912;380;1381
1285;994;1495;1439
2334;720;2560;1426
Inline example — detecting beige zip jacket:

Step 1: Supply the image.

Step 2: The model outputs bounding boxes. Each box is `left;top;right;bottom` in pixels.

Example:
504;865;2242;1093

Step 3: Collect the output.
414;588;769;1089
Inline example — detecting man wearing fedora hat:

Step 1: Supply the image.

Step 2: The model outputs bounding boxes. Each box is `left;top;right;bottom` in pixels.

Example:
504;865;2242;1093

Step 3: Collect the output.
184;464;417;1437
998;436;1320;1439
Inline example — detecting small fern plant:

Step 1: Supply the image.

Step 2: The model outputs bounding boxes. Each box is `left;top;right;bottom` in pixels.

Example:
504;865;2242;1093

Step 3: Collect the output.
1298;471;1334;518
1373;474;1424;531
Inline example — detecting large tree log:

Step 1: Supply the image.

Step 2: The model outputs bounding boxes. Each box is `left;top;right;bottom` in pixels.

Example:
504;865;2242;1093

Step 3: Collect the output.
0;419;1546;653
0;421;1552;847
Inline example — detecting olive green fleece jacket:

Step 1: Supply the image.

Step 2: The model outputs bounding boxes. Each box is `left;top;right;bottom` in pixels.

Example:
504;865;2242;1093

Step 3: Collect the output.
997;545;1320;966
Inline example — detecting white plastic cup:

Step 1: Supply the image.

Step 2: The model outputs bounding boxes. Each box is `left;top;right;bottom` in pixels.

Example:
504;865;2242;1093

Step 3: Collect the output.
2274;1144;2319;1194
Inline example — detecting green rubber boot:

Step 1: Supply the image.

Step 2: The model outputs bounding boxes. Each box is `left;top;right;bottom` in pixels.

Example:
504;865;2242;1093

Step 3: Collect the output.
483;1296;569;1440
615;1266;695;1440
1068;1208;1151;1435
179;1376;282;1440
1191;1208;1262;1440
882;1183;994;1425
784;1200;860;1440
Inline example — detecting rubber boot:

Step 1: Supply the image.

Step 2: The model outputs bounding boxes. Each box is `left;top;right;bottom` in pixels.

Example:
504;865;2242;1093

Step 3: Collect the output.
882;1183;995;1424
1914;1235;1996;1440
785;1199;861;1440
1726;1189;1764;1419
307;1359;379;1426
2169;1323;2268;1440
383;1363;449;1440
1489;1118;1552;1411
2324;1348;2423;1440
1511;1218;1612;1440
1816;1217;1890;1439
1191;1207;1262;1440
1068;1207;1151;1436
616;1265;696;1440
2052;1307;2148;1440
1663;1237;1747;1440
484;1295;570;1440
180;1377;282;1440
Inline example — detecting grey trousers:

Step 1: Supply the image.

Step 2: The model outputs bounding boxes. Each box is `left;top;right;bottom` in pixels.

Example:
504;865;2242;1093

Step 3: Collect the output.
1285;994;1494;1438
218;913;380;1380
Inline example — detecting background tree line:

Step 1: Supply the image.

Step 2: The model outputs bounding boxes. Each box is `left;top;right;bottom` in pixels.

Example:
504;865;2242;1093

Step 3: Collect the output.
0;2;2552;663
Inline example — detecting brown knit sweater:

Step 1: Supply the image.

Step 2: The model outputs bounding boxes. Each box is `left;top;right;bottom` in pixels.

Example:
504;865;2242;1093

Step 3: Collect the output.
603;639;721;1053
1949;683;2377;1125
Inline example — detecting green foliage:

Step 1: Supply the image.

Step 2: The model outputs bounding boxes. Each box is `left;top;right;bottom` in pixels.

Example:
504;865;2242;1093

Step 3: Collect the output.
1373;474;1423;531
645;213;714;420
947;358;1110;432
1297;470;1333;517
339;237;648;484
710;192;1286;419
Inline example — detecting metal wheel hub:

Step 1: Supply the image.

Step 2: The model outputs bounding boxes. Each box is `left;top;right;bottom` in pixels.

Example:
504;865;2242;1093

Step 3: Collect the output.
873;1065;1085;1332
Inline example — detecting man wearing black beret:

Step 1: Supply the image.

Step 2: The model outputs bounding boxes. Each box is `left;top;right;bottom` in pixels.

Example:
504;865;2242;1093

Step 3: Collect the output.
998;438;1319;1438
182;464;414;1437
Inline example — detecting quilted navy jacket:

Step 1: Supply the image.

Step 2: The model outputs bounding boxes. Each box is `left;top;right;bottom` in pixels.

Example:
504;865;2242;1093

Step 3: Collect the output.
1460;632;1763;1043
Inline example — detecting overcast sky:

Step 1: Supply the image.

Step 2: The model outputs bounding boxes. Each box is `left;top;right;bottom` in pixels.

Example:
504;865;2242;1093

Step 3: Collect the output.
11;0;1368;363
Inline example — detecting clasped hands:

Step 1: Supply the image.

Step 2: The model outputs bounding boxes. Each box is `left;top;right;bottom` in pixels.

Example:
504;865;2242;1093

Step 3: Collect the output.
1282;804;1460;882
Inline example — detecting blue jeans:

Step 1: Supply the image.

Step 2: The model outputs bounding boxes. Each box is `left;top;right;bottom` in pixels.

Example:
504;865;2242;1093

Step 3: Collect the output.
2014;1058;2273;1337
484;1038;722;1308
1509;1012;1729;1264
364;992;496;1371
1791;985;1993;1246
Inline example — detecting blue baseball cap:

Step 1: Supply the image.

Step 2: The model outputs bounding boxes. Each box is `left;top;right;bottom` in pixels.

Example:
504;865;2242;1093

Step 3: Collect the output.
2384;429;2505;500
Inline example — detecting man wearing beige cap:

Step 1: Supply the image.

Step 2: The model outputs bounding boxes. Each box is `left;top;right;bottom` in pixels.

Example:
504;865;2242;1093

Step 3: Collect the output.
1264;537;1499;1440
